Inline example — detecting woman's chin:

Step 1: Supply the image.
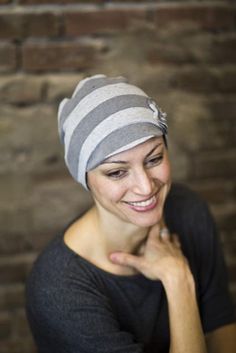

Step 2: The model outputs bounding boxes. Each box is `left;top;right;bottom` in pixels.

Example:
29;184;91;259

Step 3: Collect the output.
128;210;163;228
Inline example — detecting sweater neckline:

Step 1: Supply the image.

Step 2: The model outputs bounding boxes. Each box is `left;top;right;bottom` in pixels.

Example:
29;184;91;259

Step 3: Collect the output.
59;231;151;281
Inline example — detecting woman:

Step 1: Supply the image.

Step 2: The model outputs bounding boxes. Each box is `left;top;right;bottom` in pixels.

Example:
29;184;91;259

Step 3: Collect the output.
26;75;236;353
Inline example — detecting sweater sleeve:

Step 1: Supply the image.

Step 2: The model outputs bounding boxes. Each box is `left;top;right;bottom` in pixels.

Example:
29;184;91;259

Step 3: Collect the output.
26;248;144;353
164;184;235;334
195;202;235;333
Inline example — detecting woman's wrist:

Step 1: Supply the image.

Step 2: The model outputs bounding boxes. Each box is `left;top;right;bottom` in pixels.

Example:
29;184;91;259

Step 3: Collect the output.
161;261;196;298
163;264;207;353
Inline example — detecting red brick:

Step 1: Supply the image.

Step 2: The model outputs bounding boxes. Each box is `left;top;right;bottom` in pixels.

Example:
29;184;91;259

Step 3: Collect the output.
171;67;218;93
223;238;236;261
0;313;11;340
0;13;59;39
0;255;34;284
207;98;236;121
147;33;236;66
22;40;100;72
148;45;192;66
209;36;236;65
190;180;236;205
24;13;60;38
0;232;33;255
205;99;236;148
153;4;236;31
172;66;236;94
217;67;236;93
19;0;102;4
0;285;25;310
0;337;37;353
108;0;144;1
0;43;17;72
45;73;84;102
217;210;236;233
228;263;236;283
65;9;147;36
0;262;25;284
209;116;235;149
193;149;236;179
13;309;32;336
0;14;23;40
0;75;44;104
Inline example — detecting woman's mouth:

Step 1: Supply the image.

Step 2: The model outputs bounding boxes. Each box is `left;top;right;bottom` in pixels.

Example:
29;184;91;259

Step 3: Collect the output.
124;195;158;212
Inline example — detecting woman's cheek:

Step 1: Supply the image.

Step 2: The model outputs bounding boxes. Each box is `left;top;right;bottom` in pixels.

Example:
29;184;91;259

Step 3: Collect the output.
164;158;171;181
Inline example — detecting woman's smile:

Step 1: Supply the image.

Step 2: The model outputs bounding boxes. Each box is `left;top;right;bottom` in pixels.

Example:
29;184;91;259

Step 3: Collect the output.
123;194;158;212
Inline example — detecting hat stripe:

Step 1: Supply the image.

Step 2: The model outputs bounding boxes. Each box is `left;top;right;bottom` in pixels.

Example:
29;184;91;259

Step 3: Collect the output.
77;107;159;186
87;123;162;171
66;94;148;178
59;75;127;136
63;82;147;157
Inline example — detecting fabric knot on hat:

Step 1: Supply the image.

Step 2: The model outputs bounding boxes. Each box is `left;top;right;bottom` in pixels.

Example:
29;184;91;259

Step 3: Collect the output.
147;98;168;135
58;74;168;189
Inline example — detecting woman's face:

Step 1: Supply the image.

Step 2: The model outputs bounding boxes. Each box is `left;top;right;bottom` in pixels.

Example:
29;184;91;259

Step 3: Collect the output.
87;137;171;228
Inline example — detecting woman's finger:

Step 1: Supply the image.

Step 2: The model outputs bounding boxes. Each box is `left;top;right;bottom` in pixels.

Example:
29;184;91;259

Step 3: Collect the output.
173;233;181;247
159;227;170;241
148;223;161;240
109;252;144;272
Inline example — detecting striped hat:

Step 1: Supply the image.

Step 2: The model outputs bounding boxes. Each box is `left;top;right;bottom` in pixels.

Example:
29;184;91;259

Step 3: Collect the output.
58;74;168;189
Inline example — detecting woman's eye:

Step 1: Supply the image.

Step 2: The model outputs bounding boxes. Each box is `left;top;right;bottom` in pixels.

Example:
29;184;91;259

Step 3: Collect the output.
146;155;163;167
106;170;126;179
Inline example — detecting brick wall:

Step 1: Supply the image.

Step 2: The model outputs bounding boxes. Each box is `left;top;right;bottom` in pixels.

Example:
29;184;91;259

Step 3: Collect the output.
0;0;235;351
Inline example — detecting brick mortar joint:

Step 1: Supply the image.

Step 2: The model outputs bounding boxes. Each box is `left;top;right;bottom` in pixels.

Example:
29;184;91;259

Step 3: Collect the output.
0;253;37;265
0;283;25;292
0;1;235;14
21;37;109;47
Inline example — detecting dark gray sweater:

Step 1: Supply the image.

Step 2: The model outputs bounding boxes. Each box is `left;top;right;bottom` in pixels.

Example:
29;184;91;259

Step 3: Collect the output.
26;184;235;353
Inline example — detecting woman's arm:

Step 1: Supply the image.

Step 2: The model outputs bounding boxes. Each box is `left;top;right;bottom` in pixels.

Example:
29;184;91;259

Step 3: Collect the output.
164;262;206;353
206;323;236;353
110;224;207;353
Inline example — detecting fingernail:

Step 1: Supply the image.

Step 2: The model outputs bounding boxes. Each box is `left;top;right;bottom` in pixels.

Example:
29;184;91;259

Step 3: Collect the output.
110;253;118;262
160;227;169;238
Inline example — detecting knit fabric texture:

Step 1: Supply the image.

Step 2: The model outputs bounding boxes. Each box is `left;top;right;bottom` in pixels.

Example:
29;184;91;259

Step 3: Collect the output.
58;74;168;189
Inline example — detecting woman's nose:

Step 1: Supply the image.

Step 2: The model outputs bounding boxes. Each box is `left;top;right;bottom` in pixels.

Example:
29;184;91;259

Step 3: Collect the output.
131;168;154;195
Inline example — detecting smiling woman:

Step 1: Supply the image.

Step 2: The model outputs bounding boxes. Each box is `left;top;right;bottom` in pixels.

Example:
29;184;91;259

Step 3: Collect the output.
25;75;236;353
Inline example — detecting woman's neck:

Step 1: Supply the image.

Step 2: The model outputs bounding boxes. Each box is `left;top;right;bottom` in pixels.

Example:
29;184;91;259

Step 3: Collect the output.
91;206;149;256
85;206;149;275
64;205;150;275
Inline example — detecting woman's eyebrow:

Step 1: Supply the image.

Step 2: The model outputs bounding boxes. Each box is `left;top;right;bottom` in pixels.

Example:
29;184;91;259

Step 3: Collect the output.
146;143;162;158
101;160;127;165
101;143;163;165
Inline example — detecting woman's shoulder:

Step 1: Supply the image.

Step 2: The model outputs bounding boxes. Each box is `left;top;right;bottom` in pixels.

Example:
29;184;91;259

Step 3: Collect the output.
165;182;209;216
26;226;98;291
166;182;203;202
164;182;214;242
25;229;106;326
26;233;76;298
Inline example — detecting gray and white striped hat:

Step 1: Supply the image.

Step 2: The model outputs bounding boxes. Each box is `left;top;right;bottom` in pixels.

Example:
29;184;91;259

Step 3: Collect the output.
58;74;168;189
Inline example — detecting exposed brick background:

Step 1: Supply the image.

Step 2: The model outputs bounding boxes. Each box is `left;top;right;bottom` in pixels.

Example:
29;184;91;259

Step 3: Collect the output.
0;0;235;351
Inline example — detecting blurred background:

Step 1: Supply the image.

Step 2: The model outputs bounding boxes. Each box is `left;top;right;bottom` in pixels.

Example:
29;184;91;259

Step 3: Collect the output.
0;0;235;352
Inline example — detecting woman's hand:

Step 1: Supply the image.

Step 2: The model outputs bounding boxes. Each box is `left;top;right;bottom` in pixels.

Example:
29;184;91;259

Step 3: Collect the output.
111;225;207;353
110;223;191;285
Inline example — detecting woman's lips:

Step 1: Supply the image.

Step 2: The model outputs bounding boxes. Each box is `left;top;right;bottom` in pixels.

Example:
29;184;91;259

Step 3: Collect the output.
124;195;158;212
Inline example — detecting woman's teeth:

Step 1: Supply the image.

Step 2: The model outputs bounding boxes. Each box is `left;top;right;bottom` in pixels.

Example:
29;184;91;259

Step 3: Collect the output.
128;196;156;207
